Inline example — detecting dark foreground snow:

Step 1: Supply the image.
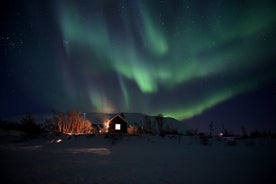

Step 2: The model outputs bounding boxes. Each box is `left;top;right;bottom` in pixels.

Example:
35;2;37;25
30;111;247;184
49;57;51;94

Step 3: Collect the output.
0;134;276;184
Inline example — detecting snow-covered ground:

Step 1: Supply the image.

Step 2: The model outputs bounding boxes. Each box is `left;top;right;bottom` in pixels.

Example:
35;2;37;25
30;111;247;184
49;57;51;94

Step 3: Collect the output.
0;133;275;184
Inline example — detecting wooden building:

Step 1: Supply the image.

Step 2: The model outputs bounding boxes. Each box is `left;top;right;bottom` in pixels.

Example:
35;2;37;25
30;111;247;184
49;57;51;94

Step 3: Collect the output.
107;114;128;134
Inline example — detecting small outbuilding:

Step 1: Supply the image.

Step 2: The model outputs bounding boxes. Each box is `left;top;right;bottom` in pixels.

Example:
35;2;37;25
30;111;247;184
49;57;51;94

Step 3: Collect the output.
107;114;128;134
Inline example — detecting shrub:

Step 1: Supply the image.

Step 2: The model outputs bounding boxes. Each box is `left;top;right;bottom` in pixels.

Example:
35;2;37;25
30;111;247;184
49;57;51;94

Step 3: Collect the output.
20;114;43;135
127;125;139;135
53;110;93;134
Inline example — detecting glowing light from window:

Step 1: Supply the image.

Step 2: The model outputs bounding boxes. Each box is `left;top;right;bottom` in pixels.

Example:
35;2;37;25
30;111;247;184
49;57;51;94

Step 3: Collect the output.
115;124;121;130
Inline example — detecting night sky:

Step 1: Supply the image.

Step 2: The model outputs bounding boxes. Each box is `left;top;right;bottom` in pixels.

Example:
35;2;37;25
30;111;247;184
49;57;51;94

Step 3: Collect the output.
1;0;276;132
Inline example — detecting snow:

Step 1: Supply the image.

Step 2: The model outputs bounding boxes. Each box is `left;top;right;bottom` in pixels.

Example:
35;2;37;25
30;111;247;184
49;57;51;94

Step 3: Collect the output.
1;113;275;183
0;133;275;184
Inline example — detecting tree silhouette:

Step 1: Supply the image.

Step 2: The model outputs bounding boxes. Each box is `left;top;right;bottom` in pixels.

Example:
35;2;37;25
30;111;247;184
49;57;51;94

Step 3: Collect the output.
156;114;164;134
209;121;215;137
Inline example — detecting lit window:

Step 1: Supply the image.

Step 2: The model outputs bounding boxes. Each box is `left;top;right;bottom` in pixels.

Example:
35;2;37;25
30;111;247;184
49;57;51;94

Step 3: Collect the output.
115;124;121;130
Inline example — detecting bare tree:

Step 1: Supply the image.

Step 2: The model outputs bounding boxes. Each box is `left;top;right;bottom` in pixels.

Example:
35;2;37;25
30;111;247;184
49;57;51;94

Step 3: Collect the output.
144;116;152;134
156;114;164;134
222;123;229;136
53;110;93;134
241;126;248;138
209;121;215;137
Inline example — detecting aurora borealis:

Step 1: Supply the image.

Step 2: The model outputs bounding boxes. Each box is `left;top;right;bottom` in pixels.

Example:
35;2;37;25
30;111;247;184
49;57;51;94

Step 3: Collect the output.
1;0;276;130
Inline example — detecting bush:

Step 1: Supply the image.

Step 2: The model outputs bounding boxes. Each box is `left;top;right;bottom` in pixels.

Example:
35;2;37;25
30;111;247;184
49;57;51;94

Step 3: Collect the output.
127;125;139;135
20;114;43;136
53;110;93;134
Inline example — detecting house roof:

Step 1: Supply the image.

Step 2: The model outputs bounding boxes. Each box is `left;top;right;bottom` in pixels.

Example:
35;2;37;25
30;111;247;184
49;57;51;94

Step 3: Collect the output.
108;114;128;124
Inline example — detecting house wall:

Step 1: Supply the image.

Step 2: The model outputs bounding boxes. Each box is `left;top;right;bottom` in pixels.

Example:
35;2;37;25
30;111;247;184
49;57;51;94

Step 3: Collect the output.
108;116;128;134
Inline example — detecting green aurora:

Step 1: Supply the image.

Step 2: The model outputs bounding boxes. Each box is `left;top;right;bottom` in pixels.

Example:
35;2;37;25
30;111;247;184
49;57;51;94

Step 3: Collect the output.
55;1;276;119
2;0;275;121
56;0;275;120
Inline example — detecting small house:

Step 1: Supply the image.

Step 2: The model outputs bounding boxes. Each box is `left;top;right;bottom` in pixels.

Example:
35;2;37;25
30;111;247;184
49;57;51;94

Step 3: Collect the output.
107;114;128;134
